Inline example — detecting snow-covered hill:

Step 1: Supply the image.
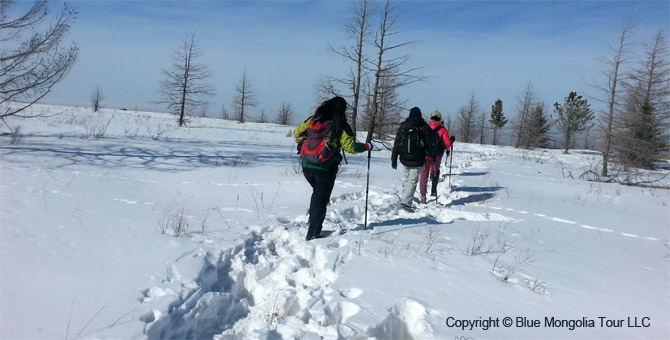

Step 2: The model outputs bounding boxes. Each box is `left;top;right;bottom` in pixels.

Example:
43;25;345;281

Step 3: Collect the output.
1;104;668;339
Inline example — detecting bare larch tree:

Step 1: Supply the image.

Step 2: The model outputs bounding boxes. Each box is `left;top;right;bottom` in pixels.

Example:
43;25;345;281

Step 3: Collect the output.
233;69;258;123
90;84;104;112
591;16;634;176
513;82;536;149
321;0;373;134
1;0;78;120
457;92;479;143
275;102;294;125
360;68;405;140
159;32;215;127
365;0;424;143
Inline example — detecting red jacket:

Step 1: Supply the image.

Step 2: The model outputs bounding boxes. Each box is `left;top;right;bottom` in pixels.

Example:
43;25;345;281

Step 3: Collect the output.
427;121;452;160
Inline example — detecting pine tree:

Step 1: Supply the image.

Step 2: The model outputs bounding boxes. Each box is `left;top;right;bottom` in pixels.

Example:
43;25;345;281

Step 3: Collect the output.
553;92;594;153
621;100;664;169
616;29;669;170
489;99;507;145
528;103;551;148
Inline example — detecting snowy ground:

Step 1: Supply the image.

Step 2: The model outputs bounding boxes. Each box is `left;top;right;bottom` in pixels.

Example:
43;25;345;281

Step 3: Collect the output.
1;105;668;340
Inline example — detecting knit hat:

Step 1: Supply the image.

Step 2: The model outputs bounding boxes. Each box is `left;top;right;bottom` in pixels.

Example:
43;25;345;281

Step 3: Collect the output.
409;107;422;118
430;110;442;121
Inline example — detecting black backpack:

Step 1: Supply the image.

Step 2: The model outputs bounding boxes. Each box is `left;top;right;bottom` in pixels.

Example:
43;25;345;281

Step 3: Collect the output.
398;127;425;161
423;125;440;159
432;125;446;157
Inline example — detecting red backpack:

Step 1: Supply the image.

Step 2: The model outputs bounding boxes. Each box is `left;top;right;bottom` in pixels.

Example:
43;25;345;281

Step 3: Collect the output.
300;120;338;164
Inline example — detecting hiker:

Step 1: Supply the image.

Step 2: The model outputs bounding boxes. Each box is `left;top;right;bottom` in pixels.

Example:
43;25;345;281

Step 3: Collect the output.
419;110;455;203
391;107;437;212
294;96;372;241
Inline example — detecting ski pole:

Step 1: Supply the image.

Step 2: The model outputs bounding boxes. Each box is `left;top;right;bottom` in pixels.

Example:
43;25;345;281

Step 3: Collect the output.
448;146;454;188
364;144;372;230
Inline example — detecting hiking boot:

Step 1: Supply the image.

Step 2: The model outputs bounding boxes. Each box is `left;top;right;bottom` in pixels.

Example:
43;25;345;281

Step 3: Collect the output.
400;203;415;213
420;196;427;204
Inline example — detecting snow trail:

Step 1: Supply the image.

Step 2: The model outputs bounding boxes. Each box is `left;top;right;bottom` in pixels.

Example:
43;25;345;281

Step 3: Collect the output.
146;224;353;339
146;148;508;339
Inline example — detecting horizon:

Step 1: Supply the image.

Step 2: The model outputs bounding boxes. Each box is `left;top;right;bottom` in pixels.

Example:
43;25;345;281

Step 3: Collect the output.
9;0;669;123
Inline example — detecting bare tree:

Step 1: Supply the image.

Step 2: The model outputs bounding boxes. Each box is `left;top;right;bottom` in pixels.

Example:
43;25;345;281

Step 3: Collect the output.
513;82;536;149
257;109;268;123
90;84;104;112
221;103;229;120
275;102;294;125
158;32;215;127
360;69;405;139
322;0;374;134
590;16;635;176
365;0;425;143
477;109;487;144
458;92;478;143
443;114;454;133
199;103;208;118
233;69;257;123
1;0;78;119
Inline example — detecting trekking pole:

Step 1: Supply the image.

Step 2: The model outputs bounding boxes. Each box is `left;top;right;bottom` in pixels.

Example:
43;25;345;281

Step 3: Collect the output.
448;146;454;188
364;143;372;230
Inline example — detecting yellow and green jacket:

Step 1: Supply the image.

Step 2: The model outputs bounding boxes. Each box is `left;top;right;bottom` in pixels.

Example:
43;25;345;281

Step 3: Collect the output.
294;118;368;170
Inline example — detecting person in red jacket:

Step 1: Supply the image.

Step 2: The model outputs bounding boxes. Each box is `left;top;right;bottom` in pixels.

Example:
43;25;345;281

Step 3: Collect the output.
419;110;454;202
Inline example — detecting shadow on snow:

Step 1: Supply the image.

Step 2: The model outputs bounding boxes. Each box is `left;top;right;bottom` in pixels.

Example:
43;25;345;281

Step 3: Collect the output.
453;171;489;177
446;185;504;207
0;134;295;172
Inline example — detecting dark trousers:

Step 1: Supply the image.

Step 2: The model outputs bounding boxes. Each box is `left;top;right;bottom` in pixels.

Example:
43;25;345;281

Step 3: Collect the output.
302;166;338;239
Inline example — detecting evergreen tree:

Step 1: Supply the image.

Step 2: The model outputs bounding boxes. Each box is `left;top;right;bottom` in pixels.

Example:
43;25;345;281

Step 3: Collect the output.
553;92;594;153
621;99;664;169
616;29;669;170
489;99;507;145
528;103;551;148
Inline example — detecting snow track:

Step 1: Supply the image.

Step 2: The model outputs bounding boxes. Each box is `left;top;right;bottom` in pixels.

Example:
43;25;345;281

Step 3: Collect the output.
146;225;339;339
3;106;668;340
143;145;668;339
145;149;503;339
145;223;439;339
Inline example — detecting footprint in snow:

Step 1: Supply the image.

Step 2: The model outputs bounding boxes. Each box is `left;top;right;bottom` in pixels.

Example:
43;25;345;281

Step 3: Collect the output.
339;288;363;299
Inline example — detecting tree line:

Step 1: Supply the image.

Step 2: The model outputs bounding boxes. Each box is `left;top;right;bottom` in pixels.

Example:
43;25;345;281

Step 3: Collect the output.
446;15;668;178
1;1;668;179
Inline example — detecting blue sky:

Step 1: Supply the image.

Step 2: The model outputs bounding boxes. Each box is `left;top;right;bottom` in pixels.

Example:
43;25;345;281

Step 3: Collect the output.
16;0;670;123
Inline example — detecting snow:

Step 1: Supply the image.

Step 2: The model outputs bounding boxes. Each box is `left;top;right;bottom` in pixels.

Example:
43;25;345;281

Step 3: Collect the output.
1;104;668;340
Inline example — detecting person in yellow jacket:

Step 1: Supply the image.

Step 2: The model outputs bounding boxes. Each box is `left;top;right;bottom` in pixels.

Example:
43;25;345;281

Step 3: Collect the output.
294;96;372;240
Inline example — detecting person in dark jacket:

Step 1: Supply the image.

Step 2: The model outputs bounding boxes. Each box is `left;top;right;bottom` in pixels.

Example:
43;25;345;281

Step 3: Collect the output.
391;107;434;212
294;96;371;240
